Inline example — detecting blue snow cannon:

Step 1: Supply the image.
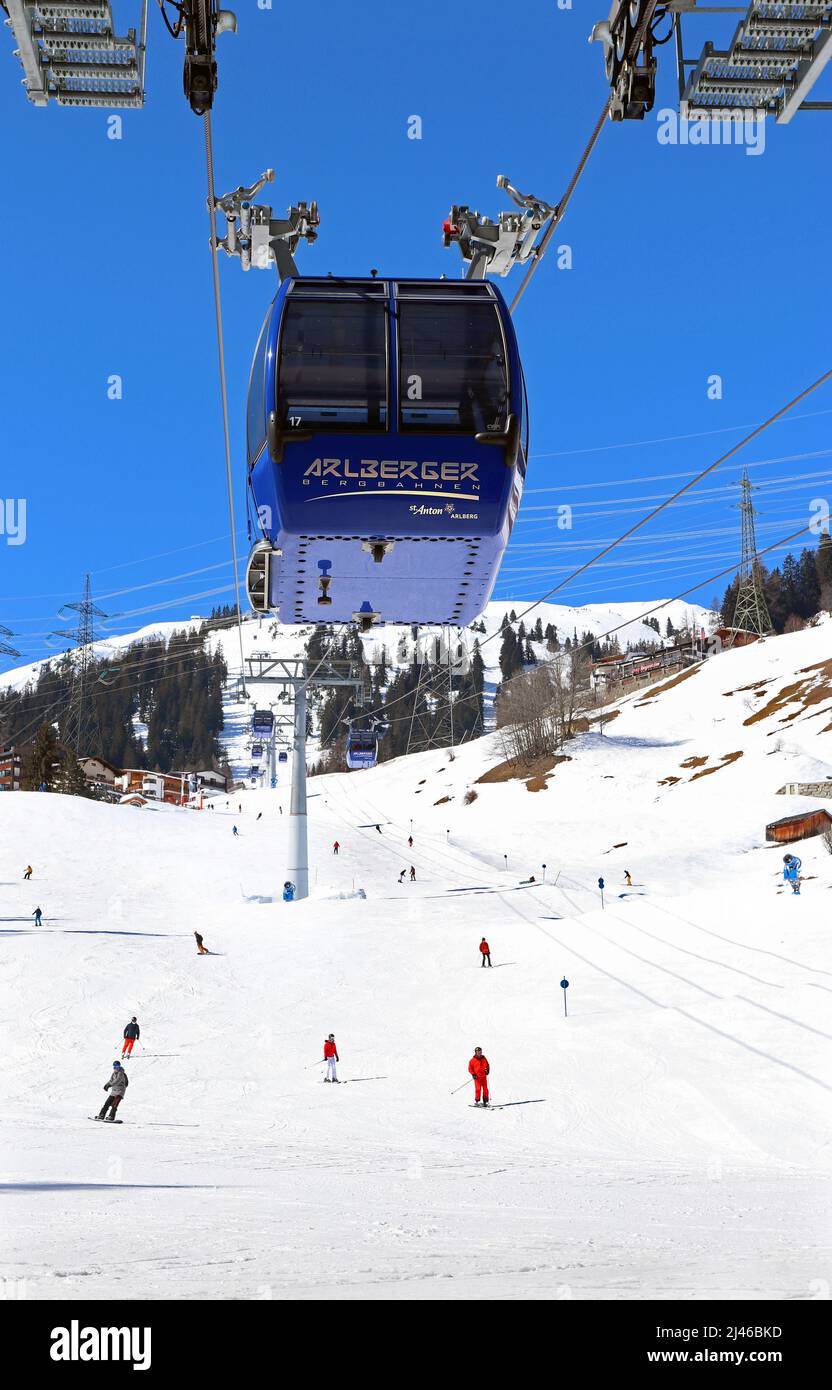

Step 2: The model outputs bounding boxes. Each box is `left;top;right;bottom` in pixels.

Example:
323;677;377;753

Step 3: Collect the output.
283;881;296;902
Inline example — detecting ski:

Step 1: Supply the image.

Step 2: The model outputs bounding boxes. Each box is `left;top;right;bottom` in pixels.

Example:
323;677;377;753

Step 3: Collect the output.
88;1116;123;1123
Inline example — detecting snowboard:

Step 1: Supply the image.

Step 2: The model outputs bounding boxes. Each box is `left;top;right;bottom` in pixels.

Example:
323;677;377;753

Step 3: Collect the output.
89;1116;123;1123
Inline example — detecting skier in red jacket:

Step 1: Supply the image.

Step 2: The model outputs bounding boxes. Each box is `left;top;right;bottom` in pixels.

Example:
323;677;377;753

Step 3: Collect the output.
468;1047;490;1106
323;1033;340;1083
479;937;492;968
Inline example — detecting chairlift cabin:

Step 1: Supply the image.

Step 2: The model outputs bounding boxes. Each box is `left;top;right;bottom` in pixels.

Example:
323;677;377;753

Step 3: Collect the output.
278;750;288;764
251;709;274;736
245;277;526;628
346;728;379;771
250;742;263;759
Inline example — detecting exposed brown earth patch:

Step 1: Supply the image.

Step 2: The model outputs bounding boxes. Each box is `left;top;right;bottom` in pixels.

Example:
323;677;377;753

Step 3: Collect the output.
635;666;699;704
745;658;832;728
690;751;744;780
477;753;572;786
680;756;708;769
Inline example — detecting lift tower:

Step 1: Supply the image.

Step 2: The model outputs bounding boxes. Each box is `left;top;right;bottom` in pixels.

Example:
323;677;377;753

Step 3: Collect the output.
244;653;364;901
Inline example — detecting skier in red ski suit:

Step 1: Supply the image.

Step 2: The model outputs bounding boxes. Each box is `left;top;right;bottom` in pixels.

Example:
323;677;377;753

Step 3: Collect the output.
468;1047;490;1105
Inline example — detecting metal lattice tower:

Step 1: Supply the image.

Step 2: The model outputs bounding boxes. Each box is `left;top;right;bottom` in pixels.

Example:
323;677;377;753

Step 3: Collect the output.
731;468;772;637
405;628;473;757
52;574;108;754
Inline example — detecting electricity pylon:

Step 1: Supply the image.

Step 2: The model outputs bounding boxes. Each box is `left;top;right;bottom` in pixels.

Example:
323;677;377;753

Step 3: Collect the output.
52;575;108;754
731;468;772;638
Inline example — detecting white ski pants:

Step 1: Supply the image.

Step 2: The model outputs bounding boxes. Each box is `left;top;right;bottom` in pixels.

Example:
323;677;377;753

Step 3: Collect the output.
326;1057;338;1081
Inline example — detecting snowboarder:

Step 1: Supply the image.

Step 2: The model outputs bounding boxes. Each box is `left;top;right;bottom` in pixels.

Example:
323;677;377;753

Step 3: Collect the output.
407;835;413;849
96;1061;128;1121
398;869;406;884
333;841;340;855
256;812;262;821
375;824;382;834
624;870;632;887
23;865;32;880
232;825;238;836
479;937;492;968
409;865;416;881
468;1047;490;1106
32;907;42;927
783;854;802;895
194;930;209;955
122;1016;140;1058
323;1033;340;1082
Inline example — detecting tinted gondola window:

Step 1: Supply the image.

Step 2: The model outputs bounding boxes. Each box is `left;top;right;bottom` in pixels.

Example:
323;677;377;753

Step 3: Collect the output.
246;310;270;462
399;302;508;433
278;296;387;429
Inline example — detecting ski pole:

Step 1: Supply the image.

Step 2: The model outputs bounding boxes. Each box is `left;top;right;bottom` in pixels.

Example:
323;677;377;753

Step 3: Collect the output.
451;1077;472;1095
304;1059;327;1070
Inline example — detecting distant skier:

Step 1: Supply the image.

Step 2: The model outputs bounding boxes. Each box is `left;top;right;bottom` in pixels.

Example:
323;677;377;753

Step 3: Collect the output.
333;841;340;855
194;930;209;955
96;1061;128;1121
479;937;492;968
283;881;295;902
232;825;239;836
323;1033;340;1083
375;824;382;834
256;812;263;821
468;1047;490;1106
122;1016;140;1058
398;869;406;884
32;907;43;927
409;865;416;882
23;865;32;880
624;870;632;887
407;835;413;849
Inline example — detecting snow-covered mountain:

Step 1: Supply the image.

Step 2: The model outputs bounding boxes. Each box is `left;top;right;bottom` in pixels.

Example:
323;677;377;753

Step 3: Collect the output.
1;616;829;1299
0;597;712;784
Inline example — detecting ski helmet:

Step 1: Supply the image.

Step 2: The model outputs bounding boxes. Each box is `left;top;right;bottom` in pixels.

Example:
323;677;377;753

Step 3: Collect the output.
112;1061;121;1068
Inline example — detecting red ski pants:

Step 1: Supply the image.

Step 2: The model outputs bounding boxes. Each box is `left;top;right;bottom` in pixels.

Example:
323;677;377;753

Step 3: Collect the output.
473;1076;489;1102
122;1038;135;1056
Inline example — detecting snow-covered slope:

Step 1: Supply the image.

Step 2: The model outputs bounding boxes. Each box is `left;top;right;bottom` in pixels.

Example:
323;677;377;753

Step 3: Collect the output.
1;620;829;1300
213;598;712;779
0;598;711;784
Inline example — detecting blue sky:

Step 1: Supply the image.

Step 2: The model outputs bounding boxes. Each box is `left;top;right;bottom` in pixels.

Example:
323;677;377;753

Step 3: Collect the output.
1;0;830;666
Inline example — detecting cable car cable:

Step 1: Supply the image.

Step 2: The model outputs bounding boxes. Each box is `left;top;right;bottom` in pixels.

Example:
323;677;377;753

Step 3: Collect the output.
477;366;832;644
349;357;832;727
509;99;611;316
202;109;248;692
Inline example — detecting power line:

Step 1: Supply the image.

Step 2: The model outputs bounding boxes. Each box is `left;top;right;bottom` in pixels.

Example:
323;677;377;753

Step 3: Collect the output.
489;367;832;644
526;408;832;463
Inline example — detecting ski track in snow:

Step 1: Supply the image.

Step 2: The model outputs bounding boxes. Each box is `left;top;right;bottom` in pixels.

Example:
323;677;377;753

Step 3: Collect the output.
1;616;831;1299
